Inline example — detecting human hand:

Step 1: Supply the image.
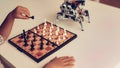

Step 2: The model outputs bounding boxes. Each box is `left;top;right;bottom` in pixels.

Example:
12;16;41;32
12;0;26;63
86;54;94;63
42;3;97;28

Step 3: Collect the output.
43;56;75;68
9;6;30;19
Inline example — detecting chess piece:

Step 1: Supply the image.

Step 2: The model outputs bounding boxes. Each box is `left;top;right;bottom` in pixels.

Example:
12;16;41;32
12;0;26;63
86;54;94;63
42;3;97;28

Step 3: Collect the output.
23;30;28;46
30;41;35;51
56;26;60;36
63;29;67;36
40;41;44;50
37;25;40;30
33;33;36;41
34;29;37;33
29;16;34;19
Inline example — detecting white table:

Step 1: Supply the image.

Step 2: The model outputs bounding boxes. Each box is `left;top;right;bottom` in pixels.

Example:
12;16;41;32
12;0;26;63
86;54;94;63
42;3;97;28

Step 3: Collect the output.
0;0;120;68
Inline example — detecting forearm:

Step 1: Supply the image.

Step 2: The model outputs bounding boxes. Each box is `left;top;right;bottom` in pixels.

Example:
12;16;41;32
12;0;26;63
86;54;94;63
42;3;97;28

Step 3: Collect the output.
0;12;15;40
0;6;30;41
64;0;68;2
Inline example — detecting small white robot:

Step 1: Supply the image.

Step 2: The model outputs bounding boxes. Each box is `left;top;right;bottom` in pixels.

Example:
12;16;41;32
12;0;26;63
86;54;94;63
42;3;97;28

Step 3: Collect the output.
56;0;90;31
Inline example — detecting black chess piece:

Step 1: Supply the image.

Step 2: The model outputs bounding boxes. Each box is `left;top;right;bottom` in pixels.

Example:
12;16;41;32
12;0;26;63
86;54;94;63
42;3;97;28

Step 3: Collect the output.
23;30;28;46
33;33;36;41
24;39;28;46
30;41;35;51
23;30;26;37
40;42;44;50
46;41;49;45
29;16;34;19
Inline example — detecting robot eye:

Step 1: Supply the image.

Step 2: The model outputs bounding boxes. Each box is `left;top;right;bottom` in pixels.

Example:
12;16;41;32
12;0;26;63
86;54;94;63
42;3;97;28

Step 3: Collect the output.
63;4;66;8
67;5;71;10
70;11;73;14
60;4;66;9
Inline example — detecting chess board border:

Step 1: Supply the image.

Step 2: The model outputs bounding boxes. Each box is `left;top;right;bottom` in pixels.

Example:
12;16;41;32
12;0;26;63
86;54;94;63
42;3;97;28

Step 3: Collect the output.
8;22;77;63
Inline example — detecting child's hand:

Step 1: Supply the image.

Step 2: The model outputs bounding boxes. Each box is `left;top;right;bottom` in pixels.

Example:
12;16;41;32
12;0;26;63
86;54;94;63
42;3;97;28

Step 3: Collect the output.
10;6;30;19
43;56;75;68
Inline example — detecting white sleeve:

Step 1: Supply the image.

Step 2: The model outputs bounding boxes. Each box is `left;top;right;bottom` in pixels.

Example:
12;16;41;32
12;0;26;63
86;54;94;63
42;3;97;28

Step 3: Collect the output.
0;35;4;45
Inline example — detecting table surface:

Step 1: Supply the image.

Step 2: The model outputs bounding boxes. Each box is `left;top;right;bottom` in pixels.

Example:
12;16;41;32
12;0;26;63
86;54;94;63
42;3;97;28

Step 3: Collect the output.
0;0;120;68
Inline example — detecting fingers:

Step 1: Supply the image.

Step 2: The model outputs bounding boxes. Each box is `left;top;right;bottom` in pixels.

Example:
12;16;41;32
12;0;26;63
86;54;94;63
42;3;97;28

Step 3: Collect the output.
58;56;75;67
63;57;75;64
43;56;75;68
59;56;74;61
50;56;58;62
20;6;30;17
11;6;31;19
64;64;74;68
59;56;69;60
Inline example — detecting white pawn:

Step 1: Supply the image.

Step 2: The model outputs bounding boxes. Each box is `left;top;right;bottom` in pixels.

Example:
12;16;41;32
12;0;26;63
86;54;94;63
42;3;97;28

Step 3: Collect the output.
34;29;37;33
50;27;52;33
56;40;59;45
63;35;66;40
43;24;46;30
37;25;40;30
56;31;59;36
51;23;54;29
64;29;67;36
43;19;47;30
50;32;52;36
43;30;45;36
56;26;60;36
49;35;52;40
58;36;61;41
57;26;60;32
44;19;47;26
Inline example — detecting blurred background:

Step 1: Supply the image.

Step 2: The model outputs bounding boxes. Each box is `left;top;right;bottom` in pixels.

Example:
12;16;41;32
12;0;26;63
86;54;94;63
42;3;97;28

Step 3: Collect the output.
90;0;120;8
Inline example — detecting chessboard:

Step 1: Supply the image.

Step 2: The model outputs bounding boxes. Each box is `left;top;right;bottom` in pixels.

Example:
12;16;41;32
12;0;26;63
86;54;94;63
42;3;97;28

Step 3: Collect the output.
8;21;77;63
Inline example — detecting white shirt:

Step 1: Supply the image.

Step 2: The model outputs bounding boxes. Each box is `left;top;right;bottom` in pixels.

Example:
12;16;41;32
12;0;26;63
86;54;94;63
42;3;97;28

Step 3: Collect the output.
0;35;4;68
0;35;4;45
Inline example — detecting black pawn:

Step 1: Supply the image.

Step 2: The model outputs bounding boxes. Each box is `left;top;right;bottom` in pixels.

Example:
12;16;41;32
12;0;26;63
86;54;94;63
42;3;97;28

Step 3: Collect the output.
40;36;43;41
24;39;28;46
40;41;44;50
46;41;49;45
30;16;34;19
30;41;35;51
23;30;28;46
52;44;55;47
33;33;36;41
23;30;26;37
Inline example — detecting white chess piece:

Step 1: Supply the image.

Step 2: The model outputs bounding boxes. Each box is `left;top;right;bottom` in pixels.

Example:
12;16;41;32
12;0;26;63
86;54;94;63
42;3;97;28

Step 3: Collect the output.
63;35;66;40
56;31;59;36
43;19;47;30
56;26;60;36
63;29;67;40
51;23;54;29
43;20;47;36
50;27;52;33
64;29;67;36
50;31;52;36
44;19;47;26
37;25;40;30
34;29;37;33
43;24;46;30
58;36;61;41
56;40;59;45
49;35;52;40
57;26;60;32
43;30;45;36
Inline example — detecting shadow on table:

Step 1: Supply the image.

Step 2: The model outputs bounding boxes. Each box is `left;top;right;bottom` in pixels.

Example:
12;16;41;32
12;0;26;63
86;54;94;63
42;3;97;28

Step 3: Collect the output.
0;55;15;68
